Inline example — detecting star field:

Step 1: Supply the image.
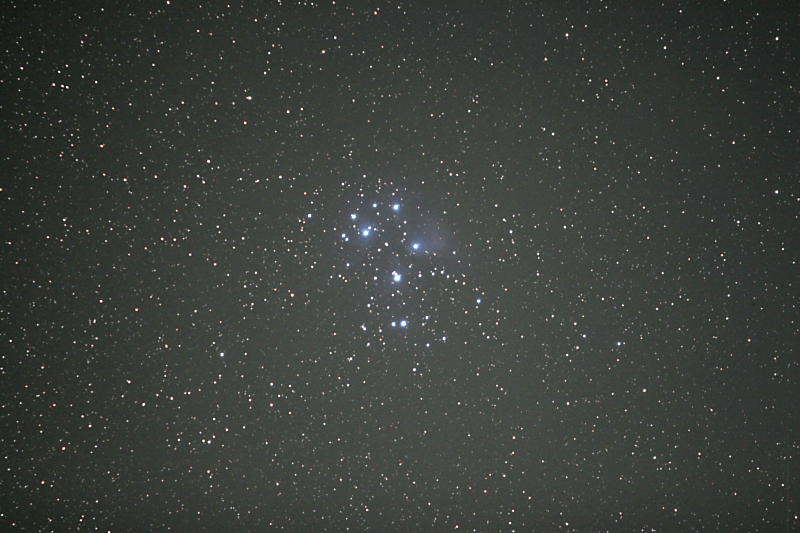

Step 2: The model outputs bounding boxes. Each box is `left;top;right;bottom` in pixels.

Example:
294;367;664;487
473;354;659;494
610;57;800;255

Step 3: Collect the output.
1;1;798;531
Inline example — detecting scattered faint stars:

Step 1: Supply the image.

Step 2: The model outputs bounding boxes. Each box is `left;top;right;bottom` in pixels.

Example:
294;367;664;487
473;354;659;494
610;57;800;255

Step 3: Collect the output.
1;1;796;532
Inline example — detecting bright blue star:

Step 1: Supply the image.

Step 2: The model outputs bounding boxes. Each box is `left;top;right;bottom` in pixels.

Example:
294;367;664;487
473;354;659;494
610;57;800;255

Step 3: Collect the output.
476;298;482;304
400;320;407;327
391;321;397;327
393;272;402;282
362;229;370;236
373;203;378;208
350;213;357;220
392;204;399;211
412;243;420;250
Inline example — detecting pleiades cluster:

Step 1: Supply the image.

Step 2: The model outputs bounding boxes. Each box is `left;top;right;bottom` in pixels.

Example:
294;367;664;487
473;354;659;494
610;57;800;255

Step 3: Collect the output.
325;189;485;360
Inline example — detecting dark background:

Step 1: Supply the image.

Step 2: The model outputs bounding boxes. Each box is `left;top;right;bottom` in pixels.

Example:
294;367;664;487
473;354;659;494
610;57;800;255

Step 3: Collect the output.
1;1;798;531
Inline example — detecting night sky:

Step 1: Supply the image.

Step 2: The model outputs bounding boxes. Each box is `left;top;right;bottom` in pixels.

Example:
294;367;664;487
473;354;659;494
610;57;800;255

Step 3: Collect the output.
2;1;798;531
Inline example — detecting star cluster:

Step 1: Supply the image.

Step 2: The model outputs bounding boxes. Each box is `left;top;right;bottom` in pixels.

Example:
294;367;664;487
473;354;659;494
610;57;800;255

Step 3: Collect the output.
328;188;484;353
